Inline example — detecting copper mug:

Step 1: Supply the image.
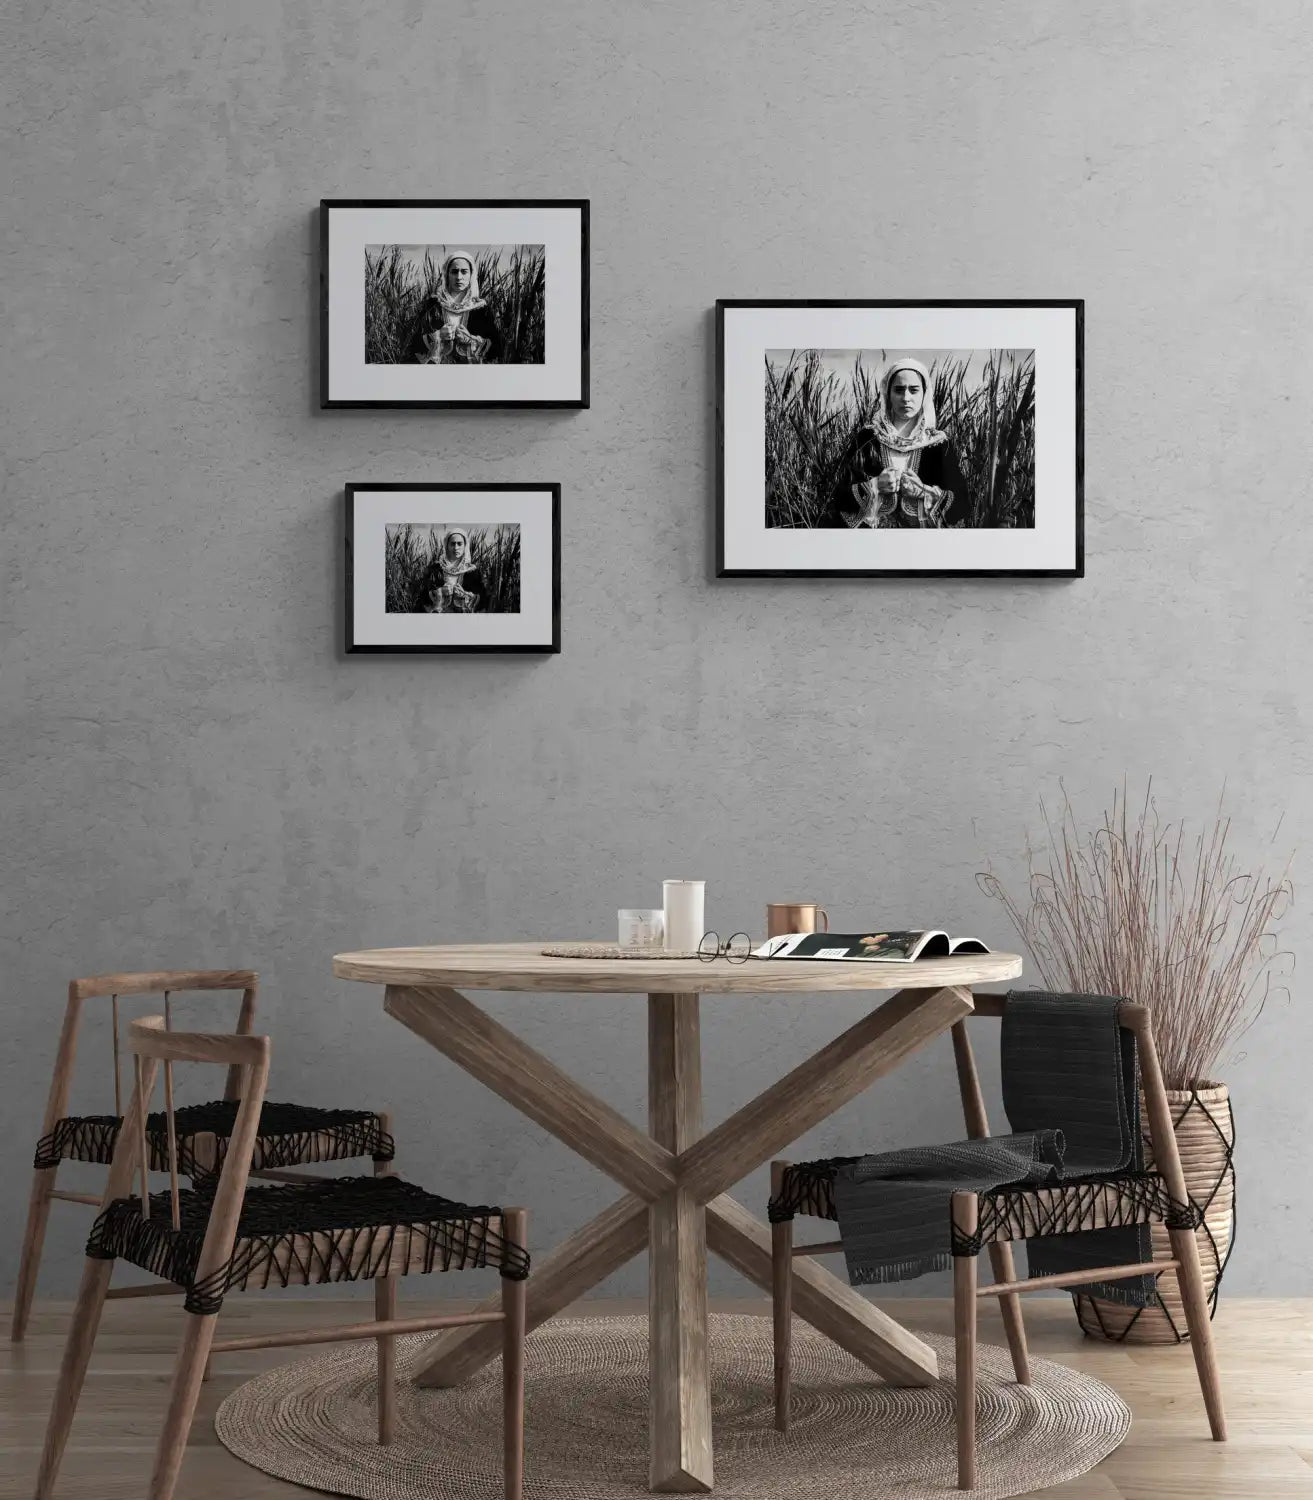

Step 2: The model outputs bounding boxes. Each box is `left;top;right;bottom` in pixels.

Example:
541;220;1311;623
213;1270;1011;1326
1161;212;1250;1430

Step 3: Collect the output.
765;902;830;938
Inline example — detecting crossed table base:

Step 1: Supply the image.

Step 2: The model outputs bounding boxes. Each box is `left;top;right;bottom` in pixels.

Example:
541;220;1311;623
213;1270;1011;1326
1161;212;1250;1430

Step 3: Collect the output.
333;944;1023;1492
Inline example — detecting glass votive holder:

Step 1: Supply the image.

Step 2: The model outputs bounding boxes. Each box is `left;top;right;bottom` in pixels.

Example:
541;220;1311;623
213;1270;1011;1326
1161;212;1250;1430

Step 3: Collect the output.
618;909;665;948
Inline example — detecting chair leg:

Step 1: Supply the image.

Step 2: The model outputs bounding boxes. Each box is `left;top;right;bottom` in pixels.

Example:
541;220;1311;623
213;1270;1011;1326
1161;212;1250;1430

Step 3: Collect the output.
372;1110;398;1444
376;1274;397;1445
1170;1225;1227;1440
769;1160;793;1433
952;1193;979;1492
502;1209;528;1500
34;1256;115;1499
987;1243;1030;1385
374;1112;394;1180
146;1310;222;1500
12;1166;59;1342
1128;1008;1226;1442
771;1216;794;1431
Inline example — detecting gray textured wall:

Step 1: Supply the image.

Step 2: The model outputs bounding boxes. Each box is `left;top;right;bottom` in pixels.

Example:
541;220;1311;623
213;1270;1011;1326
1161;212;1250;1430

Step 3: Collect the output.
2;1;1308;1302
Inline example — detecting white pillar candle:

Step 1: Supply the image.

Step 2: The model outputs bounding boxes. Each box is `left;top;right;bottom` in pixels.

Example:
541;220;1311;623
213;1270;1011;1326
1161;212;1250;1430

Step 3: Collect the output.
662;880;705;953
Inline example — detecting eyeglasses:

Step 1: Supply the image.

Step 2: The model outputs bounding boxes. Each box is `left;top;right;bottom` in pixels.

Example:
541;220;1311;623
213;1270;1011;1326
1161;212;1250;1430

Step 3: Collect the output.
697;930;753;964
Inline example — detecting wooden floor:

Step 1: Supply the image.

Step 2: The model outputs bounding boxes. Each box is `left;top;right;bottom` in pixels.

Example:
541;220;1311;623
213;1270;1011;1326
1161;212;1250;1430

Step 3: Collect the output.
4;1294;1311;1498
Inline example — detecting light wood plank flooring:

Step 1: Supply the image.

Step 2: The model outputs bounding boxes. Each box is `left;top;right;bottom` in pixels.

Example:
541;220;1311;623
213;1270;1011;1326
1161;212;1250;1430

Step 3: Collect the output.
3;1295;1310;1498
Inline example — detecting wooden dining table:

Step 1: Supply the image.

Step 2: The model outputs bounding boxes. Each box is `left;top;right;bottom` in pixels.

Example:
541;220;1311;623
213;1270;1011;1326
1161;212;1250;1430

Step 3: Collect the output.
332;942;1023;1493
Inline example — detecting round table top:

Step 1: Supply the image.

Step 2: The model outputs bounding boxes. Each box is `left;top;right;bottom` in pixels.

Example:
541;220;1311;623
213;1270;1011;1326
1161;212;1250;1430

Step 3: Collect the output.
332;941;1023;995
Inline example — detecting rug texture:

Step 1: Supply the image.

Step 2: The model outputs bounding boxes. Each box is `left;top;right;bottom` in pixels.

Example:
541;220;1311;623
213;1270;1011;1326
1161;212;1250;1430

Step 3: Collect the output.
215;1313;1129;1498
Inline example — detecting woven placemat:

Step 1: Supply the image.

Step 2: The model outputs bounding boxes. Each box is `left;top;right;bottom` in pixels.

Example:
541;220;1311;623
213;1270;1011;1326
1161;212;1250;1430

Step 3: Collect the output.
541;943;705;959
216;1313;1130;1498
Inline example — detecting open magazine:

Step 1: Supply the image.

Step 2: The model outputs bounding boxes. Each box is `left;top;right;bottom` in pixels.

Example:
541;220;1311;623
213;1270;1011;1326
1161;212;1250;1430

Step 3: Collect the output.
754;930;993;963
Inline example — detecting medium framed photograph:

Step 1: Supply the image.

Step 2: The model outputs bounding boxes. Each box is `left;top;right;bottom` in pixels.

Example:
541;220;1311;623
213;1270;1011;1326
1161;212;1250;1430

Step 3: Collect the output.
345;483;561;654
716;299;1083;577
321;199;589;408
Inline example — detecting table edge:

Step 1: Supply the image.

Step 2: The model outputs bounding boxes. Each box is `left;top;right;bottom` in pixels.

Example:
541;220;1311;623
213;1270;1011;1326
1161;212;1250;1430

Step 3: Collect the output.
331;947;1024;993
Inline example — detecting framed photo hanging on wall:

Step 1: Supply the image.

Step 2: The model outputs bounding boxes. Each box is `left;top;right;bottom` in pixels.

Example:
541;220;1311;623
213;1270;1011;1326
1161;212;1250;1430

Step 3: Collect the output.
346;483;561;654
321;199;589;408
716;299;1083;577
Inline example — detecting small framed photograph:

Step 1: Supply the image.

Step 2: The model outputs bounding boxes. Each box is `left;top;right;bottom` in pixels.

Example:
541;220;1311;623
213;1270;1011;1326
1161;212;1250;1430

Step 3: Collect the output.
346;484;561;654
717;299;1083;577
321;199;589;408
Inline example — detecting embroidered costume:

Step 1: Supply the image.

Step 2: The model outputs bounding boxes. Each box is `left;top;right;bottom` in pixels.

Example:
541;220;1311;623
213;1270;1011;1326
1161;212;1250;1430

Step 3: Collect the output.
821;358;965;528
423;529;485;613
407;253;501;366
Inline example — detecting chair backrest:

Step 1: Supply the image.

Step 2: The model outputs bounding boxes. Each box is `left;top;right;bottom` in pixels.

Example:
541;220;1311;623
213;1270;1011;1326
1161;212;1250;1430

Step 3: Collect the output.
39;971;258;1141
953;995;1191;1208
968;993;1147;1027
104;1016;272;1290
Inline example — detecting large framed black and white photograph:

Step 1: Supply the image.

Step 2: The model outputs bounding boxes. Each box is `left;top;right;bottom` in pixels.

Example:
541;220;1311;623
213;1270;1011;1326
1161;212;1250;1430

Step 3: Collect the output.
716;300;1082;576
346;484;560;653
321;200;588;408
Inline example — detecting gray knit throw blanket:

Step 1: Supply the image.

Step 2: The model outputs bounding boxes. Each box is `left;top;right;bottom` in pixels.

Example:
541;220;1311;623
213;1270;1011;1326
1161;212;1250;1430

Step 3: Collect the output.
1003;990;1154;1306
832;1130;1066;1286
833;992;1154;1304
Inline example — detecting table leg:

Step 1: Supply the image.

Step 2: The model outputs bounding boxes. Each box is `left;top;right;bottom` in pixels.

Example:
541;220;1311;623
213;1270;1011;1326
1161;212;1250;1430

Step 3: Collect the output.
648;995;713;1492
385;984;675;1199
415;1193;649;1388
404;980;961;1399
706;1194;939;1385
680;986;975;1204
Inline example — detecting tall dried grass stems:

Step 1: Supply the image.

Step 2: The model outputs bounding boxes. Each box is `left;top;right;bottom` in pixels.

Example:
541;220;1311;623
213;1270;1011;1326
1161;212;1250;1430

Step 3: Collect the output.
765;348;1036;530
979;785;1293;1089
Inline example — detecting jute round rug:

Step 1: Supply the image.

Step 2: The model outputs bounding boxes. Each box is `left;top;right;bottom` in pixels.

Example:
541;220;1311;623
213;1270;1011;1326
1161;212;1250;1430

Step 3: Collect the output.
216;1314;1129;1498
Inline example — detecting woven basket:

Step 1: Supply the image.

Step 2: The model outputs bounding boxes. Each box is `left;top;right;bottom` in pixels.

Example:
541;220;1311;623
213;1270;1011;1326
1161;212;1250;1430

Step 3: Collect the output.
1074;1081;1234;1344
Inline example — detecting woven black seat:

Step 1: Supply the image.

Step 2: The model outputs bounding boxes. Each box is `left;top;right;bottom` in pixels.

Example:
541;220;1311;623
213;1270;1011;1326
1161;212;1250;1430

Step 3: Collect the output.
34;1100;395;1179
768;1156;1197;1253
87;1173;530;1315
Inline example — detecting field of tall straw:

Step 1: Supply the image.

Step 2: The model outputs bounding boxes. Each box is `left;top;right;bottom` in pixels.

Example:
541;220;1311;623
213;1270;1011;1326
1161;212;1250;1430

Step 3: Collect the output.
365;245;546;365
765;349;1036;529
385;524;522;615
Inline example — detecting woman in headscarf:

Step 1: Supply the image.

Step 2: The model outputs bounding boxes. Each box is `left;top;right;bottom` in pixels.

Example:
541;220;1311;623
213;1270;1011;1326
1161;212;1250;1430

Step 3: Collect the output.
407;252;501;365
422;529;485;613
820;357;965;528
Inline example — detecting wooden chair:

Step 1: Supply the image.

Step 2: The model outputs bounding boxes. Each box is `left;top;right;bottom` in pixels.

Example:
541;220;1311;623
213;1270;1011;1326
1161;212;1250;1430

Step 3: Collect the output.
768;996;1225;1490
12;971;395;1342
34;1016;530;1500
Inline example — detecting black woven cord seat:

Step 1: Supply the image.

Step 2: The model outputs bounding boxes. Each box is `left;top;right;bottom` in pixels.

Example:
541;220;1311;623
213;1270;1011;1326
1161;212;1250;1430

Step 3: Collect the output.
87;1174;530;1315
768;1156;861;1224
768;1156;1199;1254
34;1100;395;1178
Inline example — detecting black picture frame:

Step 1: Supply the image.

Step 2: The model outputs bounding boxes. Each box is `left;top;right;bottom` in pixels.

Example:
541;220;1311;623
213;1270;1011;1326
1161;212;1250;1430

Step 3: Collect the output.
345;482;561;654
715;298;1084;579
321;199;590;409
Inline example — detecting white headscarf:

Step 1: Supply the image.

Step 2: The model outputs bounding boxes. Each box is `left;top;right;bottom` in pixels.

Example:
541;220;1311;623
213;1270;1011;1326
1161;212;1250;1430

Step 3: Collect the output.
437;528;472;577
872;357;946;452
434;252;487;315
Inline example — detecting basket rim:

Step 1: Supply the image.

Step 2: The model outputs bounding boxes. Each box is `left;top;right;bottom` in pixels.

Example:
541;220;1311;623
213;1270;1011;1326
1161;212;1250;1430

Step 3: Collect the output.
1162;1080;1229;1100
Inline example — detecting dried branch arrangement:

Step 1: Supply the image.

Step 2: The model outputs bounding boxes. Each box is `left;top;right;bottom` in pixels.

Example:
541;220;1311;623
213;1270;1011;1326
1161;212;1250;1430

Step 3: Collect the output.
979;784;1294;1089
